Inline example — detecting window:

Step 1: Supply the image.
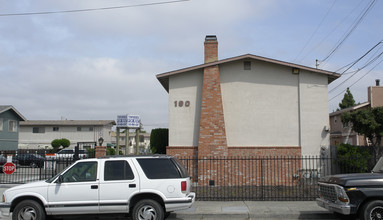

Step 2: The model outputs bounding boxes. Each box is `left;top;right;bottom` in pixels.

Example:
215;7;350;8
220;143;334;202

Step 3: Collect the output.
53;127;59;131
8;120;17;132
104;160;134;181
61;162;97;183
137;158;186;179
77;127;94;132
0;118;3;131
334;116;337;123
33;127;45;133
244;61;251;70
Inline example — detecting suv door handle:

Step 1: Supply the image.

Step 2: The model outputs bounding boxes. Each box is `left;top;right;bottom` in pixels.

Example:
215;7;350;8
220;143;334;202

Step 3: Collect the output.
129;184;136;188
91;185;98;189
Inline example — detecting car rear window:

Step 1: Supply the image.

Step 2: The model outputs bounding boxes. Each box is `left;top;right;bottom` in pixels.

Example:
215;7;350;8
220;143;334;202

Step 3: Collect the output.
137;158;189;179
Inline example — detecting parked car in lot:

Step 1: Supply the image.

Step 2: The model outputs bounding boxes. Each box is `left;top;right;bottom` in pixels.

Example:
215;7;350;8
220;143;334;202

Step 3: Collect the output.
0;155;195;220
55;149;89;159
15;154;45;168
0;155;18;173
317;157;383;220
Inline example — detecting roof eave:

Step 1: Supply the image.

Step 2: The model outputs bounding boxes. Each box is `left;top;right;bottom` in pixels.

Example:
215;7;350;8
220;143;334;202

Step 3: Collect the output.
0;106;27;121
156;54;341;92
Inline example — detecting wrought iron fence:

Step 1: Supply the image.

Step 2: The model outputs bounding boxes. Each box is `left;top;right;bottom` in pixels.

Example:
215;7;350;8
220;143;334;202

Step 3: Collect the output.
0;152;374;201
178;155;375;201
0;149;93;184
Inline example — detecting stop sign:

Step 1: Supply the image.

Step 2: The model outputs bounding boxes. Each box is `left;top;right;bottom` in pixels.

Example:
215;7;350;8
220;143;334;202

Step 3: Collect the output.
3;162;16;175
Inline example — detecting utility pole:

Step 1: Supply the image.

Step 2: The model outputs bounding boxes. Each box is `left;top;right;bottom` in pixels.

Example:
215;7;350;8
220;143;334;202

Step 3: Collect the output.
116;127;120;155
135;127;140;155
125;129;129;155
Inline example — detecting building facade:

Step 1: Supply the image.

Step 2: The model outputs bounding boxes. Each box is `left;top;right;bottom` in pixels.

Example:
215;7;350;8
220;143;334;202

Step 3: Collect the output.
110;131;151;154
157;36;340;158
0;106;26;150
330;81;383;146
19;120;115;150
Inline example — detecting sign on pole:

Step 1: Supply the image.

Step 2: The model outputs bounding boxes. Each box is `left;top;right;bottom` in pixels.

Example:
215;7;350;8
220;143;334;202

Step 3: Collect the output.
128;115;141;128
117;115;128;128
3;162;16;175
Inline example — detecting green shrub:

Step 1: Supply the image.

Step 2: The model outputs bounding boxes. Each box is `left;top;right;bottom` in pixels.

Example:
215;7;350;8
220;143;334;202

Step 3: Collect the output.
336;144;371;173
150;128;168;154
61;138;70;148
106;148;115;155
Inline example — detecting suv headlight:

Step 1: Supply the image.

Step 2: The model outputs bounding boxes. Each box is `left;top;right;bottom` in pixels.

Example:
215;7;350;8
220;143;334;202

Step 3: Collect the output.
335;185;349;204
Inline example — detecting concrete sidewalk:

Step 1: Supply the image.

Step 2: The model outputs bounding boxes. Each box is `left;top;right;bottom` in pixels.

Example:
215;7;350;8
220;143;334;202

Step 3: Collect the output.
171;201;337;219
1;185;337;219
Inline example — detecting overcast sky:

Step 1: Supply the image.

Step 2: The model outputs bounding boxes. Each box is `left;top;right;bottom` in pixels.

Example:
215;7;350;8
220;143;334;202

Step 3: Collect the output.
1;0;383;132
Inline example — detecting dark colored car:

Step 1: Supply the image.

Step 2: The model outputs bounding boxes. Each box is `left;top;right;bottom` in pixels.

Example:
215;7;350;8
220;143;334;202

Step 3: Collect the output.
15;154;45;168
0;155;18;173
317;157;383;220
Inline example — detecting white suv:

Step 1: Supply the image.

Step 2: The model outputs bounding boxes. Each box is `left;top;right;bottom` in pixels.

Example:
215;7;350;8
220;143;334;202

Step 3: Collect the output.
0;155;195;220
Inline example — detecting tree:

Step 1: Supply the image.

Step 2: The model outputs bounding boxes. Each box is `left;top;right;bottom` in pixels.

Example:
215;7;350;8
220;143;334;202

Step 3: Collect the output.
51;139;62;152
61;138;70;148
341;107;383;162
150;128;169;154
339;88;356;110
51;138;71;152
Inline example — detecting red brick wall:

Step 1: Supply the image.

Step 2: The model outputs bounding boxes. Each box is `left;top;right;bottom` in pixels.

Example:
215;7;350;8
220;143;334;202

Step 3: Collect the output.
198;64;228;157
228;146;301;157
166;146;198;157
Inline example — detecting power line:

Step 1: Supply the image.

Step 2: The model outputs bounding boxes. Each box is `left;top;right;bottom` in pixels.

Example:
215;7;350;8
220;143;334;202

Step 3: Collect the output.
320;0;376;66
329;57;383;102
0;0;190;17
300;0;364;64
329;40;383;93
293;0;336;63
333;40;383;74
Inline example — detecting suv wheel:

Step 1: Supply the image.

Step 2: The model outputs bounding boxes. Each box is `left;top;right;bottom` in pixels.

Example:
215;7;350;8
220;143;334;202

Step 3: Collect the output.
360;200;383;220
132;199;164;220
13;200;46;220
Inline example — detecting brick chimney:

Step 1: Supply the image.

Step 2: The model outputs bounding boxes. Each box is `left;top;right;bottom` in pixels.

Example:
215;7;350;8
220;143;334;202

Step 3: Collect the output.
204;35;218;63
198;35;228;157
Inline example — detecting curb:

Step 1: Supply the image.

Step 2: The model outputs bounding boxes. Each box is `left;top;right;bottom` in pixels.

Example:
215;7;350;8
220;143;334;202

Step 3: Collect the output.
172;211;337;220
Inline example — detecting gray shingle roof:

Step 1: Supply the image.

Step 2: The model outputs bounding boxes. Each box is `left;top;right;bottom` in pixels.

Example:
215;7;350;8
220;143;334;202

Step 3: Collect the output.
0;105;26;121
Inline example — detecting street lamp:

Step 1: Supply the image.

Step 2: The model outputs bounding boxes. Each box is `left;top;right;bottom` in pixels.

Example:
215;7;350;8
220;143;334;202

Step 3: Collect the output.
98;137;104;146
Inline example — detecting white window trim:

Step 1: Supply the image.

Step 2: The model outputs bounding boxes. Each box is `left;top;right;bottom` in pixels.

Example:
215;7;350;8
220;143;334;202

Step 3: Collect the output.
8;120;17;132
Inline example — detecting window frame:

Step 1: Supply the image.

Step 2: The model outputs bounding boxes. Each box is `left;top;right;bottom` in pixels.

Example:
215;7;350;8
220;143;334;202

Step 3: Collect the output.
32;127;45;134
0;118;3;131
244;61;251;70
61;161;98;183
8;120;17;132
104;160;134;181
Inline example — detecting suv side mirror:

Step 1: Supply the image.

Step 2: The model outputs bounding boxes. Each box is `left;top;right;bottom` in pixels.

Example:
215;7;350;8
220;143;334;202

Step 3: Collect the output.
56;175;64;184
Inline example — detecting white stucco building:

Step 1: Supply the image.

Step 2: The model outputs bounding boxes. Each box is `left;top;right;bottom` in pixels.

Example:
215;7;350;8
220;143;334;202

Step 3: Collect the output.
157;36;340;157
19;120;115;150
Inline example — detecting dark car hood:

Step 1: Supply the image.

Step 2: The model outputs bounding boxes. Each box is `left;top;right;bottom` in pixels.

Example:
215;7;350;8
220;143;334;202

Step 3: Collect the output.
320;173;383;187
